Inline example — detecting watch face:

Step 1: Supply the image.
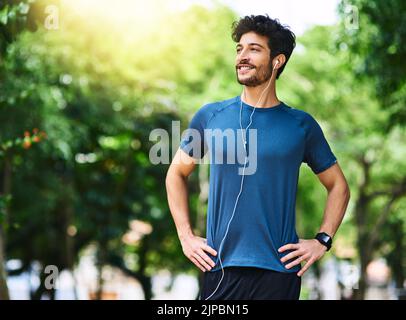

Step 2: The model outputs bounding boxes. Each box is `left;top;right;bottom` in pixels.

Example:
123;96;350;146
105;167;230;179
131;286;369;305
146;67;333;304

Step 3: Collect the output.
321;234;331;244
316;233;332;247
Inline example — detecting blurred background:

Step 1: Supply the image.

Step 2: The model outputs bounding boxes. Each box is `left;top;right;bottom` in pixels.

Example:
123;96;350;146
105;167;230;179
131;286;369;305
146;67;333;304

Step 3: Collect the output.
0;0;405;300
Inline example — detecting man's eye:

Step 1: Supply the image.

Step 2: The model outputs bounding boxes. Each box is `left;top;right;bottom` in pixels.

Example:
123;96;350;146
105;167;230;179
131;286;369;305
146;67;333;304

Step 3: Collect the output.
251;48;259;52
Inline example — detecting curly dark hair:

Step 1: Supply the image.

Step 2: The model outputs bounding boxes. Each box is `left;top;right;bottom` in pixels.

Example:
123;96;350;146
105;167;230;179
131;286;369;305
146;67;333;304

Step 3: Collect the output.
231;15;296;79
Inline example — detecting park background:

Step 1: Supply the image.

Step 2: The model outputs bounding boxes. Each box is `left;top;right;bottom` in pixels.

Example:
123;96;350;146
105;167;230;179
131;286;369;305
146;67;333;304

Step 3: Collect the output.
0;0;405;300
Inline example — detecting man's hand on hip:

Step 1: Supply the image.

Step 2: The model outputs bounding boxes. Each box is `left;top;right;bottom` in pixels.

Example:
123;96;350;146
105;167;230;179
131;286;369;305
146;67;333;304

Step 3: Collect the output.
278;239;327;277
180;234;217;272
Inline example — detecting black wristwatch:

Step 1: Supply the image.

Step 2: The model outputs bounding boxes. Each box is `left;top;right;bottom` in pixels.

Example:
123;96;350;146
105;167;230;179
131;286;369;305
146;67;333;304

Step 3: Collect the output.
315;232;333;251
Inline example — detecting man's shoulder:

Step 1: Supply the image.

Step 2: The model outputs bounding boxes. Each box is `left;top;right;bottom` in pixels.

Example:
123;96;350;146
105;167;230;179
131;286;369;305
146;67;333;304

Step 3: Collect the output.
192;96;238;122
198;96;238;113
282;103;318;125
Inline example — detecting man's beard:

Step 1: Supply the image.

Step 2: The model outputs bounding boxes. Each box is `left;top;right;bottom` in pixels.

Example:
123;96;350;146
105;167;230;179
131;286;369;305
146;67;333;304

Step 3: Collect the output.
236;65;272;87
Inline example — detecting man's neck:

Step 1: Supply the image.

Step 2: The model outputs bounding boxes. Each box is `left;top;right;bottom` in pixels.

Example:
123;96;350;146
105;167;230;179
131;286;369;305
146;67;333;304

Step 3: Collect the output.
241;80;280;108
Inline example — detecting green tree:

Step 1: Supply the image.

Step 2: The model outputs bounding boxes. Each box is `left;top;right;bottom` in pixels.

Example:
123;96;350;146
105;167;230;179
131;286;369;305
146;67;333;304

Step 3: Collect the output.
338;0;406;128
1;0;238;299
0;0;43;300
282;25;406;299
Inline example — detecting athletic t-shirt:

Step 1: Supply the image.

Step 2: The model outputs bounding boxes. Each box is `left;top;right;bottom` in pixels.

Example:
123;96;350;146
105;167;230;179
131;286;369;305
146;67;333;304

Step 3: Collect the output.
179;95;337;273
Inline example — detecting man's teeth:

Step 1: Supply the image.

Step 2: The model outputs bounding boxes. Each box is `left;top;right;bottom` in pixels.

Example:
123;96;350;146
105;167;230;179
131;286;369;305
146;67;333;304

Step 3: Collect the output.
239;66;254;70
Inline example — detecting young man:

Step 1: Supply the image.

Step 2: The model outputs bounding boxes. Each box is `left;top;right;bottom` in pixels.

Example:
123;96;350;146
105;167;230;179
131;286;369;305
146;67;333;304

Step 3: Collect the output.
165;15;350;300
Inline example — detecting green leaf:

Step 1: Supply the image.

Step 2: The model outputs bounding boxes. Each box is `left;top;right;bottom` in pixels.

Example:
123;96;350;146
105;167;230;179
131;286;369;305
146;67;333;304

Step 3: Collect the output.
0;5;9;25
18;2;30;15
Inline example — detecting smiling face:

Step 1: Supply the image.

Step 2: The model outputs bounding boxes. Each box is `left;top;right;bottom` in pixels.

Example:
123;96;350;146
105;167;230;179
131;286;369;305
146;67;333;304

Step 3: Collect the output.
235;32;273;87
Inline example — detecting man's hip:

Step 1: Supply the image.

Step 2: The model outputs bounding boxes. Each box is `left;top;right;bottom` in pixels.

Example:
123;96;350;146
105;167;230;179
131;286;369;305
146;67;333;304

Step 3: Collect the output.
200;266;301;300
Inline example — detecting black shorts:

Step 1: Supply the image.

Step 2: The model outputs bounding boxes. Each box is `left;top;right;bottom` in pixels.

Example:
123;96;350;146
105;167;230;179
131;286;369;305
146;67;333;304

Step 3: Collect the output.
199;266;301;300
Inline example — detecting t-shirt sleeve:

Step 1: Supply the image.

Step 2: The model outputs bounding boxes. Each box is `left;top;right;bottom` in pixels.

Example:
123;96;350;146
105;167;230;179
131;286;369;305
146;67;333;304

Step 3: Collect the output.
179;105;210;159
302;113;337;174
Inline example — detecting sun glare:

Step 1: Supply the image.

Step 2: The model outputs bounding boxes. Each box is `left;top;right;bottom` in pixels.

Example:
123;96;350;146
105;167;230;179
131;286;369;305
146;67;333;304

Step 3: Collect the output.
61;0;201;32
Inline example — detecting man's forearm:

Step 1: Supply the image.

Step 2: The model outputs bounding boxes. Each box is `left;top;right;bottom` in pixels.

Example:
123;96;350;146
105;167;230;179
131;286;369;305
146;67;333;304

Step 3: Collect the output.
319;183;351;238
165;166;217;273
165;171;194;240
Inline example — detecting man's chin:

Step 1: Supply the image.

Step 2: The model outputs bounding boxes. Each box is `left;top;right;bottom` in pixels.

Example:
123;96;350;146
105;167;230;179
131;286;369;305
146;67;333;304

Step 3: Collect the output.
237;76;261;87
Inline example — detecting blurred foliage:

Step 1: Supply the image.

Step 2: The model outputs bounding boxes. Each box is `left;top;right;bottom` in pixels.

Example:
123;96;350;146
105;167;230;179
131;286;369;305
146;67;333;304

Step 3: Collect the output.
0;0;240;298
0;0;405;300
283;23;406;298
338;0;406;128
0;0;32;55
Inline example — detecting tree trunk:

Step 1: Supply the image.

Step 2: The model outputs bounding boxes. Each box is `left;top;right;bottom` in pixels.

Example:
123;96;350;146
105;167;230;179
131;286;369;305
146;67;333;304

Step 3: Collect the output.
387;220;405;299
138;235;152;300
30;266;46;300
354;243;371;300
354;201;367;299
353;156;370;300
0;153;12;300
0;227;10;300
95;245;106;300
62;188;77;299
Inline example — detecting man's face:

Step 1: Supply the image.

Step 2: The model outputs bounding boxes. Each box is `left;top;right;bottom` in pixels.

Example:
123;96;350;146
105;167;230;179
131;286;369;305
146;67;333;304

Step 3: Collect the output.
235;31;272;87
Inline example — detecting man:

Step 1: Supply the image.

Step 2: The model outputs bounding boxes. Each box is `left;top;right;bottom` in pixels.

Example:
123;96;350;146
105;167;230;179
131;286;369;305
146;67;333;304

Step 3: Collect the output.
165;15;350;300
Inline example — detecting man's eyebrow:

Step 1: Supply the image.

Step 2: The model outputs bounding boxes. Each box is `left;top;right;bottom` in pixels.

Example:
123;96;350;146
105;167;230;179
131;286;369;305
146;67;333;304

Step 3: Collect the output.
236;43;265;49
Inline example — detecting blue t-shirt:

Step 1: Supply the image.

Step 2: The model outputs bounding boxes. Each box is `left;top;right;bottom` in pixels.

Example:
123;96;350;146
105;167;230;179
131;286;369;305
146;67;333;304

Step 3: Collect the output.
179;95;337;273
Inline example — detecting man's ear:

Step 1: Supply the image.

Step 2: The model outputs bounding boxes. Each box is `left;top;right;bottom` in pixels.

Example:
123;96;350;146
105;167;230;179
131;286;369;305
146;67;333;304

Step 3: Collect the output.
272;53;286;69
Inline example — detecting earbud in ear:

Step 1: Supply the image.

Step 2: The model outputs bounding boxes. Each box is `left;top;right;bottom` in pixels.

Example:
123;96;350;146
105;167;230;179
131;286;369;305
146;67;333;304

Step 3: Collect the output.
272;60;280;71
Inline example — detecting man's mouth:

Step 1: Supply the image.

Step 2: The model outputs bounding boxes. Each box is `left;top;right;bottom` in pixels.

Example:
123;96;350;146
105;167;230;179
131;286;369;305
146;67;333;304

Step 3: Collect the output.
237;64;255;74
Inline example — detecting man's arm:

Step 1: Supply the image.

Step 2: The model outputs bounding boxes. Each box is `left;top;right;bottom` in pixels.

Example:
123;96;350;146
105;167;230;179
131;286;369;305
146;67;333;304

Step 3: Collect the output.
316;162;351;237
279;162;350;276
165;148;217;272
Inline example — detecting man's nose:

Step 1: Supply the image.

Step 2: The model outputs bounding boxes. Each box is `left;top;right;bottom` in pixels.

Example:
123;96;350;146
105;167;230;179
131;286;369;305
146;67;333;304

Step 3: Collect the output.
237;48;250;62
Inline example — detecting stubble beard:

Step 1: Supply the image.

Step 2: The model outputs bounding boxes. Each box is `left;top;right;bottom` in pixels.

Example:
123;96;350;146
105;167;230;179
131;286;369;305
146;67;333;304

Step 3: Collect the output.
236;64;272;87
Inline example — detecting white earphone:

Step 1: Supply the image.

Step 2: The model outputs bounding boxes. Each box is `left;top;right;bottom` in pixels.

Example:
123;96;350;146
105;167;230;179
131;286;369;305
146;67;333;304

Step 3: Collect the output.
203;58;280;300
273;59;279;70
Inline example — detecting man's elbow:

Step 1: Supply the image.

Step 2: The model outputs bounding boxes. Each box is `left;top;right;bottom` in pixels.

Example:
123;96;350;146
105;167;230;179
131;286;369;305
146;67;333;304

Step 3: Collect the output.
345;185;351;202
165;166;174;190
331;180;351;200
341;182;351;201
165;165;186;189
